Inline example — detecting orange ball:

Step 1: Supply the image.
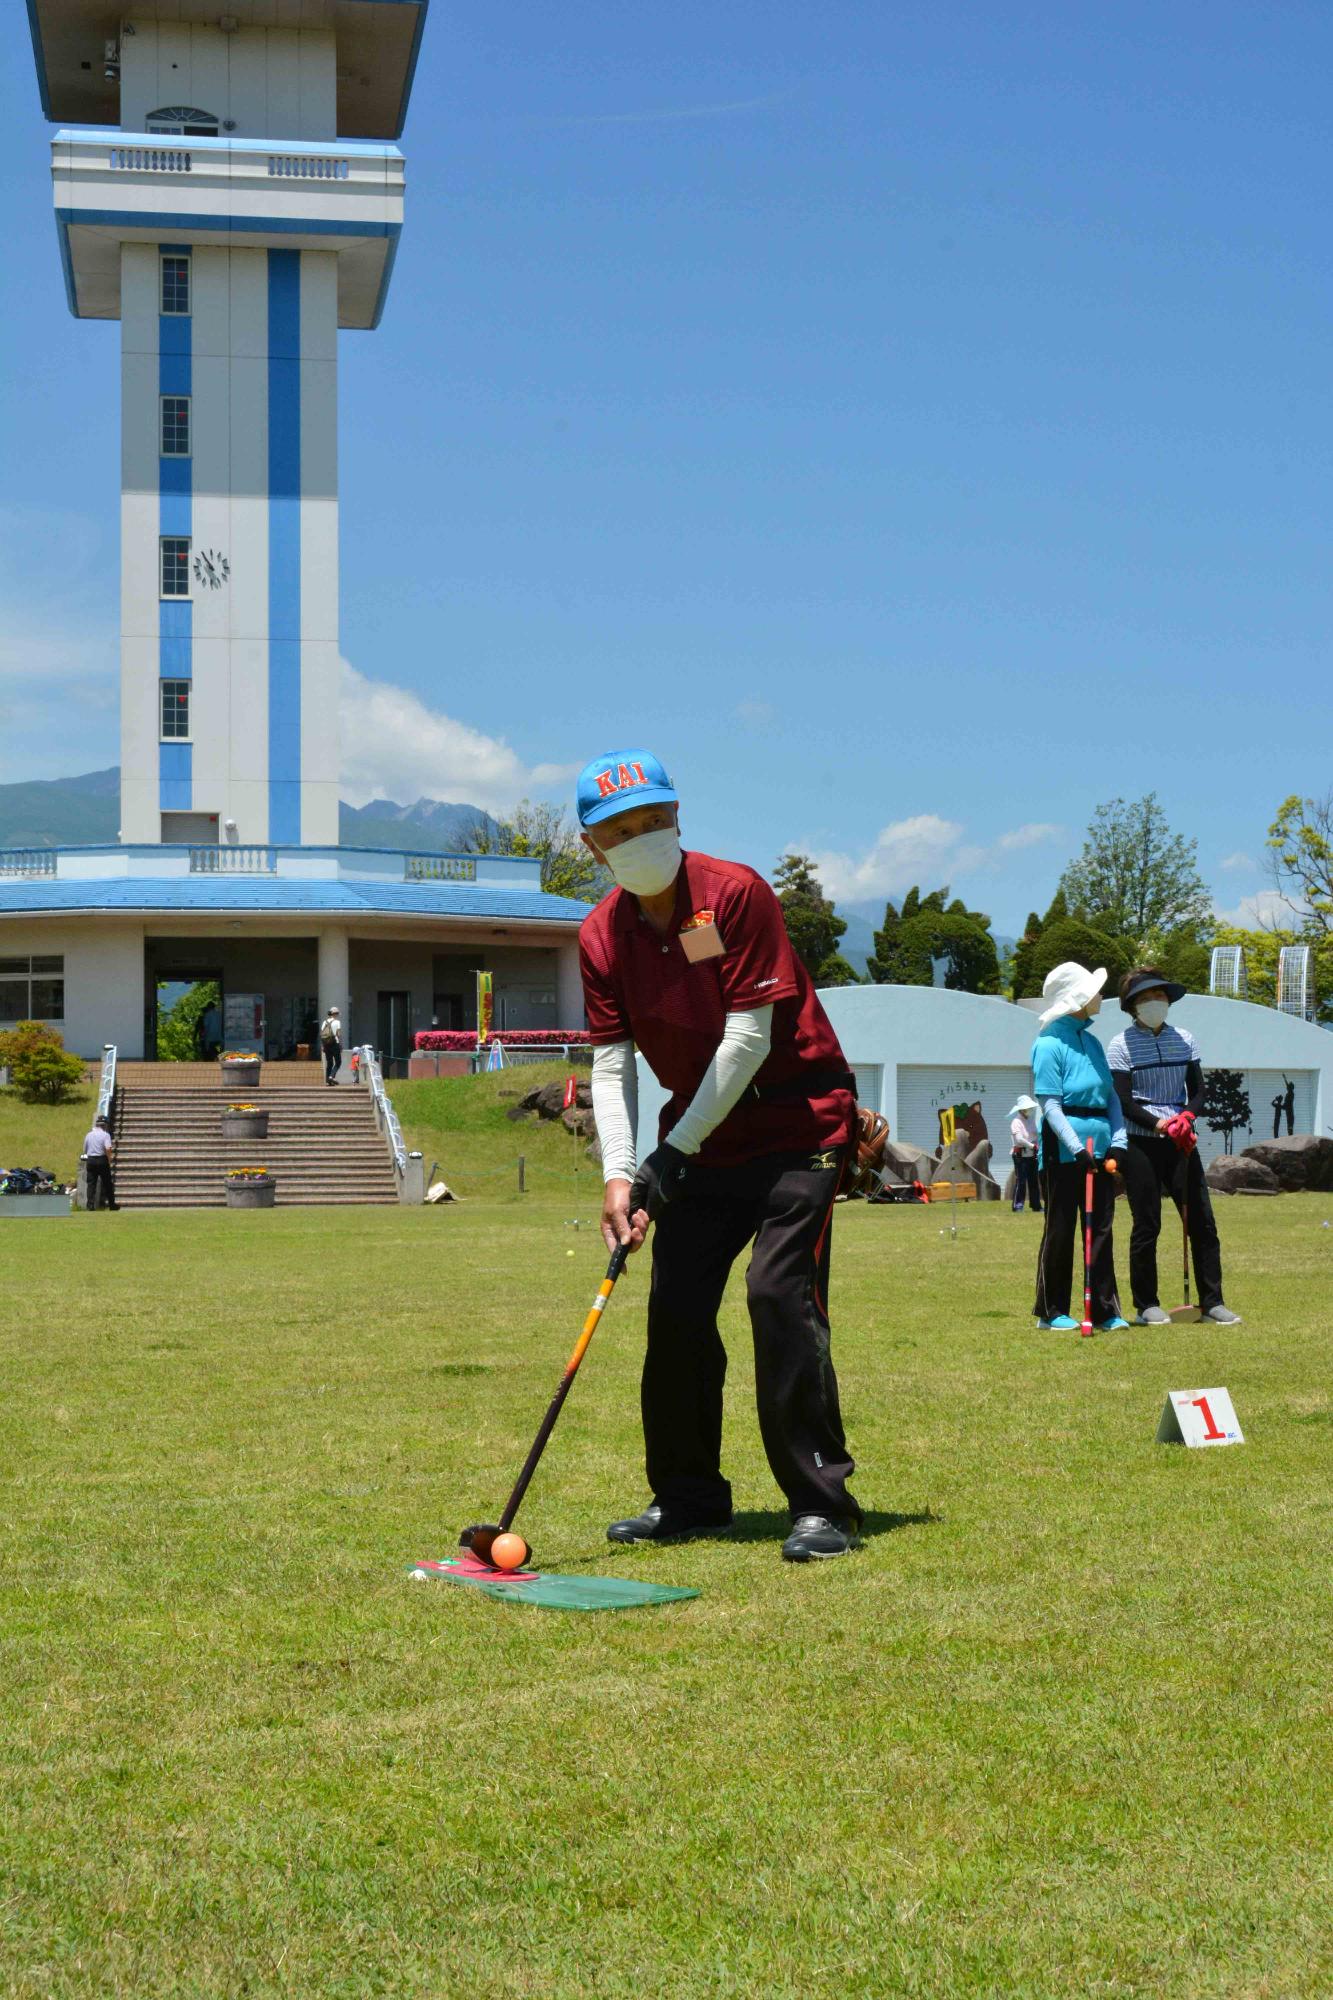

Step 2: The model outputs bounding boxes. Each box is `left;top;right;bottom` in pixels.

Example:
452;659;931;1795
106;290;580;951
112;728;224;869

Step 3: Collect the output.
489;1533;530;1572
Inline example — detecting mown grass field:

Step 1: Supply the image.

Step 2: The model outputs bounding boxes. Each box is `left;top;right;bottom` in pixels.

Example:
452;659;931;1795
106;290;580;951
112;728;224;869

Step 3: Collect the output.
2;1152;1332;1995
0;1085;98;1183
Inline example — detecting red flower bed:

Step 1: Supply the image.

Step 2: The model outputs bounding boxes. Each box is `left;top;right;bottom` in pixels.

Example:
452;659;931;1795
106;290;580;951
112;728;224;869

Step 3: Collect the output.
413;1028;590;1052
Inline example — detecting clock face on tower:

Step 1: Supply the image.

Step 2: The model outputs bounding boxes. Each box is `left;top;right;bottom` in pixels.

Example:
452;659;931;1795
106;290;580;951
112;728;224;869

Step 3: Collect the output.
193;548;230;589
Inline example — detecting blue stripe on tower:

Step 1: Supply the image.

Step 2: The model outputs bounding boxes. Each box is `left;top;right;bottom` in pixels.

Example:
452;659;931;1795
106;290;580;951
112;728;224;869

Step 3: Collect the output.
267;249;302;845
159;243;192;811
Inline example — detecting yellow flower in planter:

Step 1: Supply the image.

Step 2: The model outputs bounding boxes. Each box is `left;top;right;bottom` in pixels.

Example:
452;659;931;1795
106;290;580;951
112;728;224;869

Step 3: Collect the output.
226;1103;261;1112
225;1166;271;1180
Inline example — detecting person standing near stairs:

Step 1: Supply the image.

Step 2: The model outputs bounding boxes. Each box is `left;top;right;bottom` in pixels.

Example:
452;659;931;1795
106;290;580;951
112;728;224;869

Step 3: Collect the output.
82;1115;118;1210
320;1006;343;1086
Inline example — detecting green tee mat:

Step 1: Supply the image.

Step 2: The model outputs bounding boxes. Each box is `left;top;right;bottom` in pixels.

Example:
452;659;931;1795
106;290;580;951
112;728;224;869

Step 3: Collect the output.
408;1557;699;1612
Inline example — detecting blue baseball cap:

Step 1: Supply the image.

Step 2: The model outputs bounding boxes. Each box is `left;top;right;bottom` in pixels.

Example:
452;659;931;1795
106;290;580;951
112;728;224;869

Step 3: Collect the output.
576;749;678;828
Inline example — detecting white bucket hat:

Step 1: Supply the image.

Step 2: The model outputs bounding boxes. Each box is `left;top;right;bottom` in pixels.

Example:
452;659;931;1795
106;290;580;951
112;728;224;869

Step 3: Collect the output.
1007;1094;1038;1117
1037;960;1107;1029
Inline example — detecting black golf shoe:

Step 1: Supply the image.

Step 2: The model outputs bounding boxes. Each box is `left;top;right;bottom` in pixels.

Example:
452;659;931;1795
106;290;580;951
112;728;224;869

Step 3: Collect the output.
606;1502;733;1545
781;1515;860;1562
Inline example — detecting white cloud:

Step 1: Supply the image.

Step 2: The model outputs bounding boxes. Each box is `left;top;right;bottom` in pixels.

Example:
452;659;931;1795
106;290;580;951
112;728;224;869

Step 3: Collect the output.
996;822;1063;854
806;814;1061;903
1220;851;1256;873
339;661;575;812
1212;888;1291;930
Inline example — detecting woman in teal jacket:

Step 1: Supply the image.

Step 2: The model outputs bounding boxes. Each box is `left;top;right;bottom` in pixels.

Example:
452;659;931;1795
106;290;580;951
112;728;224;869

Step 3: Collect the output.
1030;961;1128;1331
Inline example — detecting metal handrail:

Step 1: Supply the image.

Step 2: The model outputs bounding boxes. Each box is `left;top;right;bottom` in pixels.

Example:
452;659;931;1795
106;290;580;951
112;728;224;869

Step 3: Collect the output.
358;1044;407;1176
96;1044;117;1121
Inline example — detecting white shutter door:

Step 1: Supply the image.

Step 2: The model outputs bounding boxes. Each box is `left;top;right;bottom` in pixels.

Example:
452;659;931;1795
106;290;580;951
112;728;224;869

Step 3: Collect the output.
895;1064;1032;1157
850;1064;884;1116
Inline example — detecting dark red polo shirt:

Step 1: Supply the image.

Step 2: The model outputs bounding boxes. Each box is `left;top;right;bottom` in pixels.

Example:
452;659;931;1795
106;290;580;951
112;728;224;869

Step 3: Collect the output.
579;850;854;1167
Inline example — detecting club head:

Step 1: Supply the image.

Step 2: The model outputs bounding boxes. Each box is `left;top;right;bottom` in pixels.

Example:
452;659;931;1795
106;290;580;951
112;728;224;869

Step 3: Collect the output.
460;1522;502;1564
1080;1321;1094;1338
1167;1305;1202;1324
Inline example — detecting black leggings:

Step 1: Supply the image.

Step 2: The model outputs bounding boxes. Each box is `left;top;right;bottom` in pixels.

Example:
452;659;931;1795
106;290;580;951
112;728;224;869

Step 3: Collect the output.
1122;1137;1224;1312
1033;1152;1120;1322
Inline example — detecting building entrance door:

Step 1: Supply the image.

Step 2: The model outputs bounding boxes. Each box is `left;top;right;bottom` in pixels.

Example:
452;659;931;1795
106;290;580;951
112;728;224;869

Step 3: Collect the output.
376;991;412;1072
151;969;224;1060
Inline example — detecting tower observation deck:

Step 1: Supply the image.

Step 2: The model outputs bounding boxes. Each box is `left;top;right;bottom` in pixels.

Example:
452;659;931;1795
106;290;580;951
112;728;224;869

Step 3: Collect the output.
28;1;427;848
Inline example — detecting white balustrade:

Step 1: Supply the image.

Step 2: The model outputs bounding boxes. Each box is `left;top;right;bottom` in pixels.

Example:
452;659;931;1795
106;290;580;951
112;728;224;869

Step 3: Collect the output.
111;147;192;172
189;845;277;874
267;156;350;180
404;855;477;883
0;849;57;877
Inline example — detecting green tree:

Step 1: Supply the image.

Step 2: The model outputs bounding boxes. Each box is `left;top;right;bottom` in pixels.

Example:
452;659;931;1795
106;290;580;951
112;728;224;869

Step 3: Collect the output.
12;1043;87;1104
773;854;847;980
866;885;998;993
1266;792;1333;934
1024;916;1132;997
1201;1069;1252;1154
0;1019;63;1072
865;899;901;984
1057;794;1211;952
1009;909;1044;1001
815;953;861;987
465;800;612;903
157;980;221;1062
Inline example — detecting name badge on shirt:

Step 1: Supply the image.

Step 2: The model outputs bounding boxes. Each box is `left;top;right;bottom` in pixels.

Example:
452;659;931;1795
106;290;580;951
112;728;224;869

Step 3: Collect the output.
679;909;726;962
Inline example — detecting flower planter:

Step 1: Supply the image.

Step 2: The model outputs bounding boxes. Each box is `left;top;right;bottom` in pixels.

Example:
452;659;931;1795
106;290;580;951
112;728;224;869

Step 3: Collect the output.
225;1174;276;1209
221;1110;269;1140
219;1058;262;1089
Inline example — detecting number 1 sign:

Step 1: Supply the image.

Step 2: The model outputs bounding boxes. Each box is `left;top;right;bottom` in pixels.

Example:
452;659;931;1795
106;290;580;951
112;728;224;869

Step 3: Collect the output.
1156;1387;1244;1447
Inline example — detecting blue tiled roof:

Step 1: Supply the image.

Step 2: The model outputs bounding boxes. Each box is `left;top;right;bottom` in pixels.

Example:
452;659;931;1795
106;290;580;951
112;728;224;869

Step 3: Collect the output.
0;878;591;923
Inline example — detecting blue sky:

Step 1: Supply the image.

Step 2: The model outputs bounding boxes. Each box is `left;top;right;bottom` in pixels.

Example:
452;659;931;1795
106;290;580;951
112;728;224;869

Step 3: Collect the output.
2;0;1329;932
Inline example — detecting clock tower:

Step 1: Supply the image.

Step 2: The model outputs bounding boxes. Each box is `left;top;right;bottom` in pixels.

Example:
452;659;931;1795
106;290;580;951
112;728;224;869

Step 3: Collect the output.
31;2;422;846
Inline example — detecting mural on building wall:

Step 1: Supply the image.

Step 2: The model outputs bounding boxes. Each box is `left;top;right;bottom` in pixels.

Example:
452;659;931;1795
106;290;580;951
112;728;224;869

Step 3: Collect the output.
929;1080;990;1154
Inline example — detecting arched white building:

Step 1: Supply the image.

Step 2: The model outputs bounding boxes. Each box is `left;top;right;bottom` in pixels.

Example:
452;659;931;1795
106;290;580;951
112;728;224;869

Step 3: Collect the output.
635;986;1332;1167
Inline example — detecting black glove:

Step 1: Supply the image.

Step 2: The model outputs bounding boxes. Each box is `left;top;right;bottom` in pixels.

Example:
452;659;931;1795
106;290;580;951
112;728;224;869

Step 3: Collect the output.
628;1144;688;1223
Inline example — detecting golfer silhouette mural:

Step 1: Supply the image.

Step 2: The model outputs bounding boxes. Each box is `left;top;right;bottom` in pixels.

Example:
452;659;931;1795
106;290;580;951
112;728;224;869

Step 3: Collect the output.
575;749;864;1563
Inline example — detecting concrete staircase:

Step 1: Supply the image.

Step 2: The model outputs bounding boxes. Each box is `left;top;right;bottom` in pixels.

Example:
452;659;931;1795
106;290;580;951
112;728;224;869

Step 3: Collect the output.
109;1063;400;1208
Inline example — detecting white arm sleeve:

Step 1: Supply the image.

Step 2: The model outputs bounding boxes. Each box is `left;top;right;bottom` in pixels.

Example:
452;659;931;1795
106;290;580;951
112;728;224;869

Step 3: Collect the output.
591;1040;639;1184
664;1006;774;1157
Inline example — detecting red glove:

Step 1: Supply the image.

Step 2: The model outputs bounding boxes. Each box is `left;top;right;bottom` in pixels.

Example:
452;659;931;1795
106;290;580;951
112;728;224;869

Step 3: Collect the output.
1165;1111;1197;1153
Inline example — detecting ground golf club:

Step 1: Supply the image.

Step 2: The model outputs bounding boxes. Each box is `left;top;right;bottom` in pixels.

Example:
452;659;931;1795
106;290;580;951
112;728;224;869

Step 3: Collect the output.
461;1239;630;1566
1168;1150;1203;1323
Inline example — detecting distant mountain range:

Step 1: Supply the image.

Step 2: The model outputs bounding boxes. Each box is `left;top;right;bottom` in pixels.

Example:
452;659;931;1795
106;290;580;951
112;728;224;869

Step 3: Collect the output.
1;774;1016;972
0;768;498;853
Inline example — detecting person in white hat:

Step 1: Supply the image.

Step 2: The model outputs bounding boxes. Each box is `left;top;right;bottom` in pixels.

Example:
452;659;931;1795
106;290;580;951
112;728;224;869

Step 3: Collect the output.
1006;1094;1042;1214
1029;961;1129;1331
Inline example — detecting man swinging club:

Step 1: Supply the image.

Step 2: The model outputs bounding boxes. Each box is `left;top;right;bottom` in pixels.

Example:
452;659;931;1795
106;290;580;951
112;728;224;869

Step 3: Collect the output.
577;749;863;1561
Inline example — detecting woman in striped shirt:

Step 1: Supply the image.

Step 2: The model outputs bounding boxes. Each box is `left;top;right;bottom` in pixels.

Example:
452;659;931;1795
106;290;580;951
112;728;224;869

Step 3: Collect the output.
1106;968;1241;1326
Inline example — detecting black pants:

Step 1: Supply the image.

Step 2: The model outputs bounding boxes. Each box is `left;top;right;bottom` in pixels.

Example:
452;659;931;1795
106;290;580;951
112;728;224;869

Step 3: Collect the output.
643;1151;859;1523
1011;1152;1042;1212
1122;1136;1225;1313
1033;1152;1120;1322
86;1155;116;1210
324;1040;341;1083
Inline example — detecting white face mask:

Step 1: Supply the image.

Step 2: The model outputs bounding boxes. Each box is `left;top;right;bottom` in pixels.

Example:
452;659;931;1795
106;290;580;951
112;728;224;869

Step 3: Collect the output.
1136;998;1169;1030
602;827;682;897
